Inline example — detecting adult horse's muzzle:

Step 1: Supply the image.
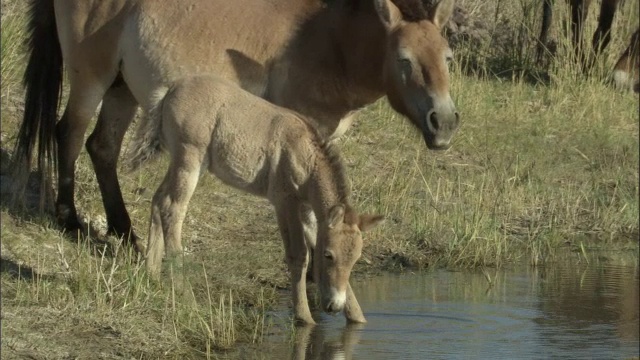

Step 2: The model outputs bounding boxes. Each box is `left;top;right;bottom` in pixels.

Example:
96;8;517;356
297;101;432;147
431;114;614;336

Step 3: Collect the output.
423;108;460;150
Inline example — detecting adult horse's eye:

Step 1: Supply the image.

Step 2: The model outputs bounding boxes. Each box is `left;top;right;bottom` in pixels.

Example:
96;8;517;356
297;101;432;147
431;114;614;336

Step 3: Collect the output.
397;58;412;70
397;58;413;83
445;50;454;65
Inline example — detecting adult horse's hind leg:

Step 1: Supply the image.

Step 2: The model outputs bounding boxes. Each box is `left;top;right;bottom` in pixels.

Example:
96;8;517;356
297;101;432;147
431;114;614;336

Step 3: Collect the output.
86;75;140;246
55;78;112;234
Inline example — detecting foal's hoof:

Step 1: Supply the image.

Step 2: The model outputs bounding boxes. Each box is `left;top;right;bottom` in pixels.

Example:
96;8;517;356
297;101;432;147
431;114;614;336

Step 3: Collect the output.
294;315;316;326
346;314;367;324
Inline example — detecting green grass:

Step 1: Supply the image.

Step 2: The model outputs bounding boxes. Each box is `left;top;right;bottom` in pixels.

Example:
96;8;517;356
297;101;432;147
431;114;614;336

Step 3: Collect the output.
1;0;638;358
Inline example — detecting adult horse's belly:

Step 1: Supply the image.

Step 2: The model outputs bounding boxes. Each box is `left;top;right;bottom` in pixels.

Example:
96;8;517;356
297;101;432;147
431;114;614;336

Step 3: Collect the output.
119;0;304;108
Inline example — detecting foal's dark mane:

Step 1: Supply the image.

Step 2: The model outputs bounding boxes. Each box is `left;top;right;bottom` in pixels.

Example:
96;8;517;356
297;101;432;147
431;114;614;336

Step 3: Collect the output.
317;140;350;204
294;113;351;204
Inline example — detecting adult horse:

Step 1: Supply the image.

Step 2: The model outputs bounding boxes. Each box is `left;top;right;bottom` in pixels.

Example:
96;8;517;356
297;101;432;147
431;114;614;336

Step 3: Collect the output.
12;0;460;247
536;0;639;90
537;0;620;66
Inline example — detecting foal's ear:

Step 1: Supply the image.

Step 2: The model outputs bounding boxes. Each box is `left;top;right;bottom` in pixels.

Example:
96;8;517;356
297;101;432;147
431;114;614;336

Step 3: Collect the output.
358;214;385;232
428;0;455;30
328;205;346;229
373;0;402;30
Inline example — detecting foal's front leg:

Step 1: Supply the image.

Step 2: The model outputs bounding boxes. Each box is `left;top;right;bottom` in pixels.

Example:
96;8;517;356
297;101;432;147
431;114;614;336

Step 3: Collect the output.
344;282;366;323
276;199;315;324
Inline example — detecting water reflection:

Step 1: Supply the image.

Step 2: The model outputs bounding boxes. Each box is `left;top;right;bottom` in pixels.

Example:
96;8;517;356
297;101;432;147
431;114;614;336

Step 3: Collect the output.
533;261;639;357
244;258;639;359
290;323;363;360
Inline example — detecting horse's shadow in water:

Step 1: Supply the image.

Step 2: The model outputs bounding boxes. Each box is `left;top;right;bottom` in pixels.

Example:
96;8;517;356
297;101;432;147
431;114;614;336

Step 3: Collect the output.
291;323;364;360
0;147;120;258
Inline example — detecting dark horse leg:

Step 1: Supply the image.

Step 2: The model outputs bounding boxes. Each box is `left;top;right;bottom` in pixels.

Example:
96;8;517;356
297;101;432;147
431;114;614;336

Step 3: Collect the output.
85;75;140;246
569;0;592;67
537;0;555;64
587;0;620;70
55;76;114;235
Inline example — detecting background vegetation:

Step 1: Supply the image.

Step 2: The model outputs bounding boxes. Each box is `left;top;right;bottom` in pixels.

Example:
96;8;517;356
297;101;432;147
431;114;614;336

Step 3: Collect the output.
1;0;638;358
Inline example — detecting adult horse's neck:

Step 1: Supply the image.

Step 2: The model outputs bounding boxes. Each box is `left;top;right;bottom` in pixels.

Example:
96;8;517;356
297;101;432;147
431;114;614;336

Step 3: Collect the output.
266;1;388;137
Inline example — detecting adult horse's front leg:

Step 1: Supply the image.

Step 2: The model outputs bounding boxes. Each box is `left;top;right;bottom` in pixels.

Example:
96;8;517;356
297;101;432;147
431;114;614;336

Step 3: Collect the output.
587;0;619;70
55;80;110;234
86;77;140;247
276;199;315;325
569;0;592;66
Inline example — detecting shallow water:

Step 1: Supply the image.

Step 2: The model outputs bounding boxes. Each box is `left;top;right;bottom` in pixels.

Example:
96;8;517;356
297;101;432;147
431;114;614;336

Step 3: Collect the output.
235;259;639;360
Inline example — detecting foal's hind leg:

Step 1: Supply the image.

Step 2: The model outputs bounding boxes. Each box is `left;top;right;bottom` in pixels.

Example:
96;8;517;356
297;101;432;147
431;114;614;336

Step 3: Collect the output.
55;78;112;234
146;145;204;277
86;76;140;247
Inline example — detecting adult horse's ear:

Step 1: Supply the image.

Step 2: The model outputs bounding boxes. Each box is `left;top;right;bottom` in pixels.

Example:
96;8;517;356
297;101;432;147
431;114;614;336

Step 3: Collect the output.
328;205;346;229
373;0;402;30
358;214;384;232
428;0;455;30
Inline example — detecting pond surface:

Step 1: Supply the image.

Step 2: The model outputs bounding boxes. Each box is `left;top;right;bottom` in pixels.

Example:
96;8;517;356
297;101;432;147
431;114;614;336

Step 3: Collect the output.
234;258;639;360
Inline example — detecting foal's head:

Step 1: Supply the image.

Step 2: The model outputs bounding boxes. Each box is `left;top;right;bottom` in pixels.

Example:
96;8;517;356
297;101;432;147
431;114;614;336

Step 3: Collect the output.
376;0;460;150
315;205;383;314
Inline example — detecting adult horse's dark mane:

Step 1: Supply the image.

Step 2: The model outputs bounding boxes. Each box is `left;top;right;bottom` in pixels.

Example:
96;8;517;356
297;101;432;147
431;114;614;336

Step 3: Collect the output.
323;0;431;22
390;0;430;21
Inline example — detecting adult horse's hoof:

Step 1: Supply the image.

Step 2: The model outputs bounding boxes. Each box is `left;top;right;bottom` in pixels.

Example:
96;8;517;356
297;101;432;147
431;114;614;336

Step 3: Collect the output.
56;204;83;234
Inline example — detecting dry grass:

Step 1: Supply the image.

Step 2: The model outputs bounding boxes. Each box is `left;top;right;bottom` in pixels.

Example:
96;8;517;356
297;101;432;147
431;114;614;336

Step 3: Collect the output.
1;0;638;358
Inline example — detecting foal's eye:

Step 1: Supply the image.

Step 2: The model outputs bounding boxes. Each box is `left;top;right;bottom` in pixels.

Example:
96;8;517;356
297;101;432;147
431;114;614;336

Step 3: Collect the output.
324;251;334;260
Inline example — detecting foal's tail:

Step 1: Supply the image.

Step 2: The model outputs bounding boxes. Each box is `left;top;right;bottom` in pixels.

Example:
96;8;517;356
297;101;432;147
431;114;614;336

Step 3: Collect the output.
127;87;170;172
11;0;63;209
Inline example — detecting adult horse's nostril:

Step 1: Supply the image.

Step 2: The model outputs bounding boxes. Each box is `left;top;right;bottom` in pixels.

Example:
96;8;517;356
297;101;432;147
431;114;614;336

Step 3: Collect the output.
429;111;440;131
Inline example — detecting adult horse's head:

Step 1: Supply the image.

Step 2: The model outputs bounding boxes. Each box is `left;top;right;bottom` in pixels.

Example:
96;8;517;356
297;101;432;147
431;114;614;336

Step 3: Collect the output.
315;205;383;315
376;0;459;150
